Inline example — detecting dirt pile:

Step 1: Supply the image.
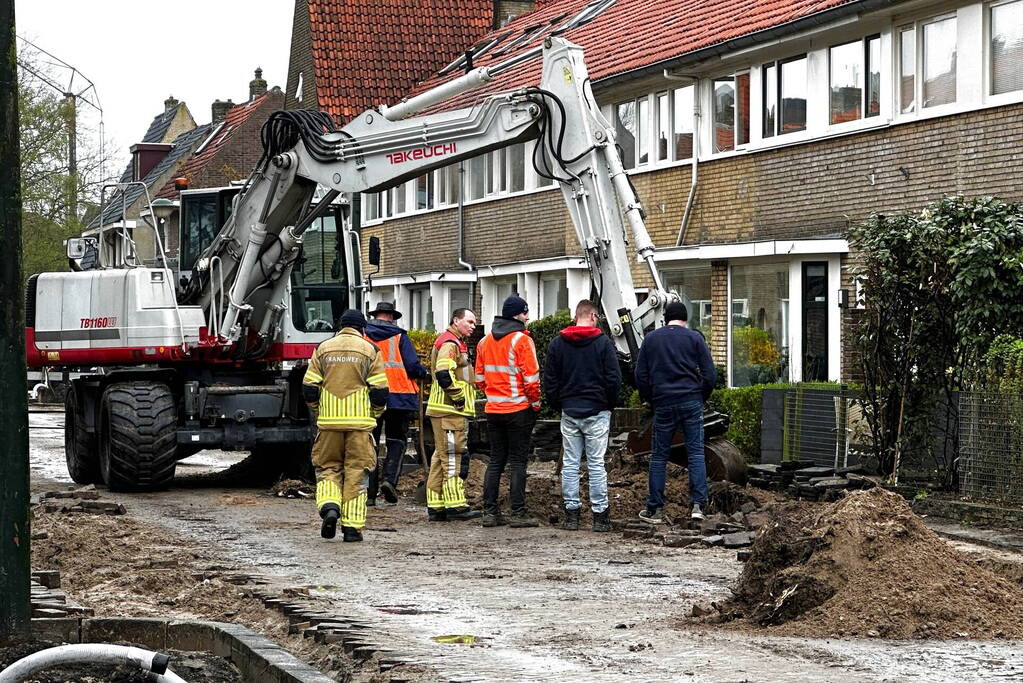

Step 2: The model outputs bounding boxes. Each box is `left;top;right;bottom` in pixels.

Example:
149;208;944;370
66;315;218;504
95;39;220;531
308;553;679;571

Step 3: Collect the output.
30;508;356;680
713;487;1023;639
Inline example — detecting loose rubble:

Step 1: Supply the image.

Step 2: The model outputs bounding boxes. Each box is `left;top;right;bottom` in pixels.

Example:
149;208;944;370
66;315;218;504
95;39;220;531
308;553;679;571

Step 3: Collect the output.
747;462;881;501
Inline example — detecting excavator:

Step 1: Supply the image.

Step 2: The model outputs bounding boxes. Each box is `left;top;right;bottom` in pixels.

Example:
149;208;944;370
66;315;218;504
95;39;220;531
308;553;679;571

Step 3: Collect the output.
26;37;742;491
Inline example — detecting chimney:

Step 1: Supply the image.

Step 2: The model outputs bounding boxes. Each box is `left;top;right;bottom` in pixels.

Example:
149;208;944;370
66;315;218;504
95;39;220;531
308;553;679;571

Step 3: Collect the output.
211;99;234;124
130;143;173;181
249;67;268;100
164;95;179;111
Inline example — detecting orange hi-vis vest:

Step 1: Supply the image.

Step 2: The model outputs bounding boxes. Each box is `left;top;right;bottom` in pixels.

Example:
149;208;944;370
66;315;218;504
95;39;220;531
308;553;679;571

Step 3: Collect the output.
475;329;541;414
370;334;418;396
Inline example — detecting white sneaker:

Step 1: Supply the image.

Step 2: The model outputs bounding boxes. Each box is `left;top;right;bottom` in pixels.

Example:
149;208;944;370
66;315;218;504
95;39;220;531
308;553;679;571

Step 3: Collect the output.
690;503;705;521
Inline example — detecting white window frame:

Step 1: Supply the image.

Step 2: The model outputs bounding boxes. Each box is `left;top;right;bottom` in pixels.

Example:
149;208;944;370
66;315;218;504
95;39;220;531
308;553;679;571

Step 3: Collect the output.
709;70;751;156
986;0;1023;103
896;12;960;120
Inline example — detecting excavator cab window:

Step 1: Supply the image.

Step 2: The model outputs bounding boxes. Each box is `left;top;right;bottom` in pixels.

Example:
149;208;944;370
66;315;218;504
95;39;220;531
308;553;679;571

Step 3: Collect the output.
290;207;349;332
179;187;241;274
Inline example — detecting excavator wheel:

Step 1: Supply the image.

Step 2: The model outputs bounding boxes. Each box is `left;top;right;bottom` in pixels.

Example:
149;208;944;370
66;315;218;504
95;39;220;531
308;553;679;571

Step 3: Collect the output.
64;384;101;485
99;381;178;492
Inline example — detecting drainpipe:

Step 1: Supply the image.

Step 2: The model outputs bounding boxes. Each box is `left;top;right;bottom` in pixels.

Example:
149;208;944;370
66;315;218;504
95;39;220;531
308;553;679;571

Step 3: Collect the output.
664;69;701;246
456;161;476;303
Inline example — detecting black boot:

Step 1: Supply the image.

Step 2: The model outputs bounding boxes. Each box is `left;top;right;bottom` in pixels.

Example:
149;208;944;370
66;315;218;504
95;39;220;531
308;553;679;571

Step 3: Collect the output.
381;439;404;504
428;508;448;522
320;506;339;539
560;507;580;531
592;507;612;533
342;526;363;542
508;511;539;528
481;511;507;527
448;507;483;521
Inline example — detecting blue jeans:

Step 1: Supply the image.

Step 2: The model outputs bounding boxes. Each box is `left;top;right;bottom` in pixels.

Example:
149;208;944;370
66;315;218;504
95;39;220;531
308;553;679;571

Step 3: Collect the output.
560;411;611;513
648;399;707;509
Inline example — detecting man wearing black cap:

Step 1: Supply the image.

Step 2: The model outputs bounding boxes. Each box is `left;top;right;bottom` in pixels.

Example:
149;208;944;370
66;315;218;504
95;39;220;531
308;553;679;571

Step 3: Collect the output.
303;309;389;541
475;295;542;528
364;301;428;506
634;302;716;524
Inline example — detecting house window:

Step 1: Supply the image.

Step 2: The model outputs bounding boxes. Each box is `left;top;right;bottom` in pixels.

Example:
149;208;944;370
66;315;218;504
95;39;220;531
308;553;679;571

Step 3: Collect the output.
436;164;460;207
637;97;651;165
508;143;526;192
540;274;568;316
672;85;695;160
387;182;406;217
991;0;1023;95
900;16;957;113
923;17;957;107
614;101;636;169
449;286;472;315
829;37;881;124
712;73;750;152
656;92;670;162
899;28;916;113
416;174;433;211
468;155;486;200
663;266;712;337
763;56;807;137
363;192;381;222
730;263;789;387
409;286;434;332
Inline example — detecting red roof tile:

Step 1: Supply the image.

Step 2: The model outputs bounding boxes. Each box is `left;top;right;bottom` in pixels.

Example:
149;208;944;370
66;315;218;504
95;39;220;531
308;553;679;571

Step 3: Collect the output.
410;0;868;111
307;0;498;122
155;92;277;199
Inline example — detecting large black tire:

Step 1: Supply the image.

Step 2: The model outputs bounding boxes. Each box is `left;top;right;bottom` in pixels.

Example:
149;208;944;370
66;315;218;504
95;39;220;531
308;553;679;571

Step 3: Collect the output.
99;381;179;492
64;385;101;484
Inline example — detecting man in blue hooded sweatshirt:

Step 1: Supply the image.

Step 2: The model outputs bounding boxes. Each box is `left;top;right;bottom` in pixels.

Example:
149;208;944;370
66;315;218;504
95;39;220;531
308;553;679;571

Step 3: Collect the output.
364;301;428;505
634;301;716;524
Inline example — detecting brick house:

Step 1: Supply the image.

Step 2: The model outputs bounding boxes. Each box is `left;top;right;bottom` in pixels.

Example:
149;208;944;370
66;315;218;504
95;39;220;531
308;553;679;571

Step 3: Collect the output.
84;96;202;255
347;0;1023;387
152;72;285;266
284;0;511;118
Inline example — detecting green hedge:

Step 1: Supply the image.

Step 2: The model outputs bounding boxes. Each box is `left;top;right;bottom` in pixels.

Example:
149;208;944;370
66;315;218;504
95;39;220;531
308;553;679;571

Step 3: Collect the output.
709;382;843;463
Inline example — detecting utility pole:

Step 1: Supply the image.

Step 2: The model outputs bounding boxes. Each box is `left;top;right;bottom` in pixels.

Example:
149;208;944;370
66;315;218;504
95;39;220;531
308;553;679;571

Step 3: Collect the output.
0;0;30;644
16;36;101;229
64;92;77;224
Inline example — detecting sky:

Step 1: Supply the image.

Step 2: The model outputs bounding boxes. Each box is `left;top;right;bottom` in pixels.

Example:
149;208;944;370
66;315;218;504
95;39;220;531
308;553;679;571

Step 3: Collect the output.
15;0;294;175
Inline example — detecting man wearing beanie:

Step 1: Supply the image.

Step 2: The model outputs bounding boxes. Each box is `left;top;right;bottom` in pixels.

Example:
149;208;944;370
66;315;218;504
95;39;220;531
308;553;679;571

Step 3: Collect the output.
634;301;716;524
303;309;389;542
475;295;542;528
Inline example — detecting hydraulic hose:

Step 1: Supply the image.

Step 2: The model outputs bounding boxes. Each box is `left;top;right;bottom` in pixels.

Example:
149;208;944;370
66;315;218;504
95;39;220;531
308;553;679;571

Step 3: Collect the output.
0;644;188;683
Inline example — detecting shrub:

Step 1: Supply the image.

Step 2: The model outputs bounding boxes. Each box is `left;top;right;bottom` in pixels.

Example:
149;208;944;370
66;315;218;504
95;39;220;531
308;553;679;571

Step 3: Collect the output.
407;329;438;364
980;334;1023;393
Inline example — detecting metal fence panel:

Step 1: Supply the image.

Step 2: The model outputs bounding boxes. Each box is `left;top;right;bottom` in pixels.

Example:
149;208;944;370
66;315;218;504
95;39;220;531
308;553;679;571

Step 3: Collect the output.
782;387;858;468
959;391;1023;504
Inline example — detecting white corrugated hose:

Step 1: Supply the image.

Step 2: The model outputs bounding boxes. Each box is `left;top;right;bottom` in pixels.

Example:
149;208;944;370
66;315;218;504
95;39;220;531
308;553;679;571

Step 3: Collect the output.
0;643;188;682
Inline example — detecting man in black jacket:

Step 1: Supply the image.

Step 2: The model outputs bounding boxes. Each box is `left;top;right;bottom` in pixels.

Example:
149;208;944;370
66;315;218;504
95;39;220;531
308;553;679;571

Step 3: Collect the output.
544;300;621;532
634;302;716;524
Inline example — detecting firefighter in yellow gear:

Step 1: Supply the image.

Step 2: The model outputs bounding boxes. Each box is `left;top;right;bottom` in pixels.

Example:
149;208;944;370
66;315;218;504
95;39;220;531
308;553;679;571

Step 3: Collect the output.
303;309;388;541
424;308;483;522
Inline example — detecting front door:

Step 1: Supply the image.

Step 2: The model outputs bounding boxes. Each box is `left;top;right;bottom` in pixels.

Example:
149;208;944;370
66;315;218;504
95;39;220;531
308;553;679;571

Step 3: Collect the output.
802;262;828;382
